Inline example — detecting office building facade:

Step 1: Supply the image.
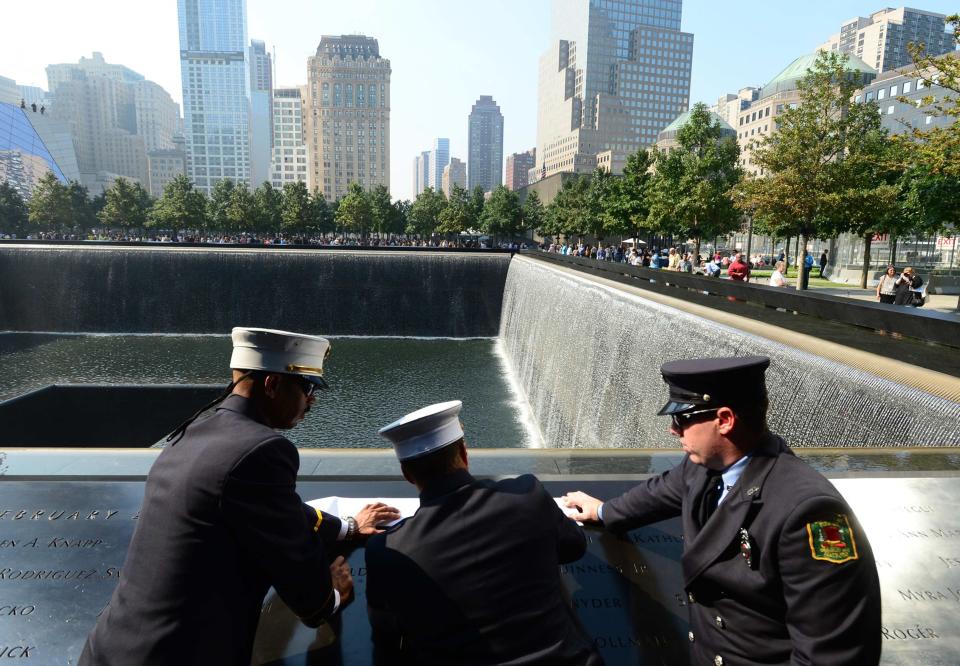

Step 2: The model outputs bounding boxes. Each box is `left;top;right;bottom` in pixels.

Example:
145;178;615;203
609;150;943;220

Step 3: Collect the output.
468;95;503;192
820;7;956;73
147;135;187;198
248;39;273;186
305;35;391;201
270;87;308;189
535;0;693;180
178;0;251;194
505;148;536;190
441;157;467;197
428;138;449;191
0;102;70;198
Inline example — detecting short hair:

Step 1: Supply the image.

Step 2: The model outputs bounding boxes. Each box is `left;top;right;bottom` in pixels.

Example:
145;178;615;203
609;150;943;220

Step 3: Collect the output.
731;395;769;435
400;439;464;486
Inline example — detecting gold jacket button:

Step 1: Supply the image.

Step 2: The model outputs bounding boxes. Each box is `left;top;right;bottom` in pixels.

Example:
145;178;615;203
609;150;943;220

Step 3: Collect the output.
715;615;724;628
714;656;724;666
688;631;695;643
687;592;696;603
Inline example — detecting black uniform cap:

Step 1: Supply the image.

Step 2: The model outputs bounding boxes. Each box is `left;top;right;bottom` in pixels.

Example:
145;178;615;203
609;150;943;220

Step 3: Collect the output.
657;356;770;416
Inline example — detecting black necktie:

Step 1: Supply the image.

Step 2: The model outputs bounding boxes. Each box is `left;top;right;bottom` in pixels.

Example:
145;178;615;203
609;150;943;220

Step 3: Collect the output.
698;471;724;527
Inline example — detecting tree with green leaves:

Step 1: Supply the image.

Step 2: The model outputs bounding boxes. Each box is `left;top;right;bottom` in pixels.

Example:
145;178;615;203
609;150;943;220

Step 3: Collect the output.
336;182;374;235
98;177;152;234
391;199;411;235
66;181;97;233
310;193;335;235
0;183;28;236
584;167;617;239
148;175;207;237
469;186;486;230
734;51;883;290
543;176;590;241
27;172;72;232
902;14;959;180
437;184;472;235
224;183;255;233
647;103;742;258
407;187;446;236
480;185;523;239
252;182;283;234
603;149;653;242
366;184;394;237
280;181;313;235
207;179;236;232
521;190;545;237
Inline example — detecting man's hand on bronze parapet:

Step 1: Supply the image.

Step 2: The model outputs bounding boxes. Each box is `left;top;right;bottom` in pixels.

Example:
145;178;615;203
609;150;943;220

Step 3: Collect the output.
561;491;602;523
354;502;402;537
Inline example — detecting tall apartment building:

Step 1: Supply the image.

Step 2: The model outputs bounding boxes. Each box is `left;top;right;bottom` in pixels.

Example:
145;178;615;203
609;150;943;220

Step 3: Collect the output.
709;87;759;131
178;0;251;194
441;157;467;197
305;35;391;201
428;138;450;191
44;53;179;191
505;148;536;190
248;39;273;186
535;0;693;180
819;7;956;72
467;95;503;192
270;87;308;188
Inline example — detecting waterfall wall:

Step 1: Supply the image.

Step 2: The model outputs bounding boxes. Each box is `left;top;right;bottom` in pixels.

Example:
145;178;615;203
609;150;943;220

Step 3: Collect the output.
499;256;960;448
0;247;511;336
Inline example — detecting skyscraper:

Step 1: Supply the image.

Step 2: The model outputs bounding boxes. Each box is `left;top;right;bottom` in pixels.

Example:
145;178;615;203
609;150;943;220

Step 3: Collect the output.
248;40;273;187
177;0;251;194
441;157;467;197
819;7;956;73
505;148;536;190
412;150;430;196
467;95;503;192
305;35;391;201
270;87;308;189
535;0;693;180
428;138;450;191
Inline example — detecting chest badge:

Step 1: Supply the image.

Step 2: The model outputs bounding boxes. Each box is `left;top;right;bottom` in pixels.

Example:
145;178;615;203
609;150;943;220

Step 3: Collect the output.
807;514;859;564
739;528;753;568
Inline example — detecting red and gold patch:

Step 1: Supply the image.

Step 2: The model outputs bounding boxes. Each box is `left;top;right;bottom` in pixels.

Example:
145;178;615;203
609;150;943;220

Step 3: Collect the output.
807;514;859;564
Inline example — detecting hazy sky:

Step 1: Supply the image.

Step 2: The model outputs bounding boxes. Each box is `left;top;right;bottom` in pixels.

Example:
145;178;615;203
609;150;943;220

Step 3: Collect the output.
2;1;956;201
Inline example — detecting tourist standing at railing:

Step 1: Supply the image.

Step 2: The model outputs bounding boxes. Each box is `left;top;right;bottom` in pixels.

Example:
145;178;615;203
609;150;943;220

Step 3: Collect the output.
727;253;750;282
562;356;881;666
876;266;898;304
893;267;923;306
668;247;680;270
769;260;788;287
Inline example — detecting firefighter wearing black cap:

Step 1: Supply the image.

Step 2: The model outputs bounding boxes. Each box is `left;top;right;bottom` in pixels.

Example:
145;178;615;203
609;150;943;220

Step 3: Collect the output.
563;356;881;666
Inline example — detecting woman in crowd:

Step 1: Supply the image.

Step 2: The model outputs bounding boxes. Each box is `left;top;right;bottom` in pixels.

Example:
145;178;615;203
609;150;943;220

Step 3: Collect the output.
769;260;788;287
893;267;923;306
876;265;898;304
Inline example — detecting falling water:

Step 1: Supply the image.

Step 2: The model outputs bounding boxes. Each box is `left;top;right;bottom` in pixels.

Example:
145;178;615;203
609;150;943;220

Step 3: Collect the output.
498;256;960;448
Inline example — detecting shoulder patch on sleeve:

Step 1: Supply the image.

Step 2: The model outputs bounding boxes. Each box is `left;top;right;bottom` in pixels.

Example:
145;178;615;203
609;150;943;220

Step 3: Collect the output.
807;514;859;564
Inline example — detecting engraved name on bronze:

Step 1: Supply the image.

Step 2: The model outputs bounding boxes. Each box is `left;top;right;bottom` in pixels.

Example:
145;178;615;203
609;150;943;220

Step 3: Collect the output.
0;646;35;658
881;626;941;640
0;567;120;581
897;588;960;602
592;633;671;649
0;605;35;616
0;537;105;548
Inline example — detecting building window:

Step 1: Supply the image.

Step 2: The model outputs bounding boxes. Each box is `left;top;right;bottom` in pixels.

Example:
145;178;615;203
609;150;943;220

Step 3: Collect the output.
878;89;886;100
854;95;862;103
890;85;898;96
903;81;912;93
887;105;895;115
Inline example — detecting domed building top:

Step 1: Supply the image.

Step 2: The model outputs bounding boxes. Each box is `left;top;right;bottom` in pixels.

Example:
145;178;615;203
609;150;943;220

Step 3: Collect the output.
759;51;877;99
657;109;736;145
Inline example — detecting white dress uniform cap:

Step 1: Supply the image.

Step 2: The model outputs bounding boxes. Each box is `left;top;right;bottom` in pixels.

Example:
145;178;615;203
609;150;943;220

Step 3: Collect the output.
378;401;464;461
229;327;331;386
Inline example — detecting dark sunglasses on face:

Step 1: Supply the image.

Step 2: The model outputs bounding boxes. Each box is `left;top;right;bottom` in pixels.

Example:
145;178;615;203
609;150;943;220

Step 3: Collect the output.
294;375;319;398
671;408;720;431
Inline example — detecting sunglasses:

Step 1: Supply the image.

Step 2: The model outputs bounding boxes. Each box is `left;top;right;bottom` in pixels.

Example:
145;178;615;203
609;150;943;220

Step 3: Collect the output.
671;408;720;431
293;375;319;398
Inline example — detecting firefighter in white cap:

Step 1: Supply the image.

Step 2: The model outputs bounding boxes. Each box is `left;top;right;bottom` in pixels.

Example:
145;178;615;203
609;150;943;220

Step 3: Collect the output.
80;327;400;666
365;401;602;666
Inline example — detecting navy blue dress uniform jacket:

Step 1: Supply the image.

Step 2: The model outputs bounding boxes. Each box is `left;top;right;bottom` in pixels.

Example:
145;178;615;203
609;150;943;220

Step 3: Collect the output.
365;469;603;666
80;395;343;666
602;433;881;666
